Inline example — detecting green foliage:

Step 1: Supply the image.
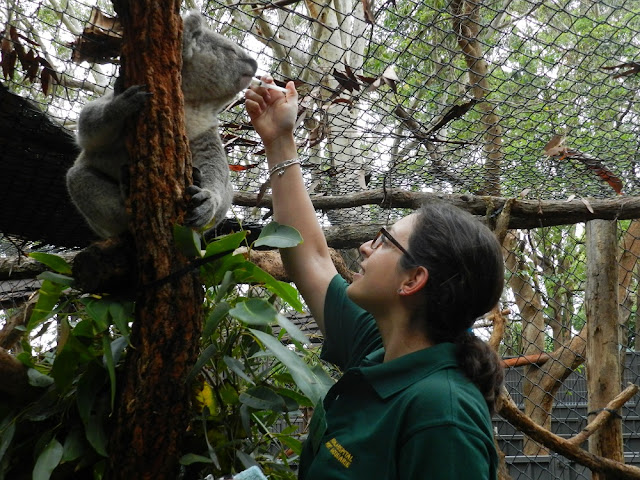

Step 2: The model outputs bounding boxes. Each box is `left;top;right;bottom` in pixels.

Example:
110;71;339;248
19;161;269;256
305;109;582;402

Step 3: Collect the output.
0;223;332;480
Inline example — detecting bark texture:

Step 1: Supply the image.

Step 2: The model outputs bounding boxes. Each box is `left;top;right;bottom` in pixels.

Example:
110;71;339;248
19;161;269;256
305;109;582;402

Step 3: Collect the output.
107;2;202;479
585;220;624;479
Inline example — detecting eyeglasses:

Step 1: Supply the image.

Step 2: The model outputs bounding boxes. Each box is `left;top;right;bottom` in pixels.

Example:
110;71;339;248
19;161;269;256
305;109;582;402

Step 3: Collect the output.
371;227;416;264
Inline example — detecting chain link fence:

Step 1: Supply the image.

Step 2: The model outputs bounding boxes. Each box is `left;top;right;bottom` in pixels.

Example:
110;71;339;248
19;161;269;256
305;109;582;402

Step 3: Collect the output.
1;0;640;478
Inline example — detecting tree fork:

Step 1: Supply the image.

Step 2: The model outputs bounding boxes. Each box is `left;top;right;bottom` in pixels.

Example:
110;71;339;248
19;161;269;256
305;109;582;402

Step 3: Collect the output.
108;2;201;479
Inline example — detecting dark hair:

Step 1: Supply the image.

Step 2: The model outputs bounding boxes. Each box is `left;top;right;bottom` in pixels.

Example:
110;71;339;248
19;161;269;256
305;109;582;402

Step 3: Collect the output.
400;202;504;413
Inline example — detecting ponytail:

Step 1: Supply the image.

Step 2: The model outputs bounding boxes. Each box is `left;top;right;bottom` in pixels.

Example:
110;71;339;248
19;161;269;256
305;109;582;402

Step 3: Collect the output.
455;332;503;414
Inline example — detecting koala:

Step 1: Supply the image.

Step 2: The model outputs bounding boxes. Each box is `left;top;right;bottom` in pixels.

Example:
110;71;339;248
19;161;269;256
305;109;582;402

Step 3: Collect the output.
66;11;258;238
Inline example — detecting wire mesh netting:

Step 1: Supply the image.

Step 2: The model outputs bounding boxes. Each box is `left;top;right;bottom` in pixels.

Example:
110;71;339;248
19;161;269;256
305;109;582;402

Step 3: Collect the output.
1;0;640;479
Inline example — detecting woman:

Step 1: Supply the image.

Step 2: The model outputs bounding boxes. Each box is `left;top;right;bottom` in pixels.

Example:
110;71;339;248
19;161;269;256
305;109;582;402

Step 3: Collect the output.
245;78;504;479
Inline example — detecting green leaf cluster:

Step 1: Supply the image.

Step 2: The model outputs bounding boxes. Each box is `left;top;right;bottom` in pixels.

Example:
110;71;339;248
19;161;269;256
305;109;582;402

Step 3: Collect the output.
0;223;332;480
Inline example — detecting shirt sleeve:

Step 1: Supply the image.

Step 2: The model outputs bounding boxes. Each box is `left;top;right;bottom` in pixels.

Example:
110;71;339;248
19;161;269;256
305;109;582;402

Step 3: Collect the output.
320;274;382;370
397;424;495;480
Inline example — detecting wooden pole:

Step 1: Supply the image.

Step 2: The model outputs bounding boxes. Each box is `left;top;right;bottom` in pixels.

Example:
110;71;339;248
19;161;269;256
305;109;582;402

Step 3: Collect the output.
585;220;624;479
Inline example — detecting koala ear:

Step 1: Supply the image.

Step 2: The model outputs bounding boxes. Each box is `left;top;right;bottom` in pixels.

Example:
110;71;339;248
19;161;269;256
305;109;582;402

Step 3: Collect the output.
182;11;203;59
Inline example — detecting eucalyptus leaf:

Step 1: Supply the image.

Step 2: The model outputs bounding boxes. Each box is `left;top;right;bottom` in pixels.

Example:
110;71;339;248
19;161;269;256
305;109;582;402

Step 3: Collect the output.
276;387;313;408
205;231;247;257
186;344;217;383
27;368;54;388
233;262;303;312
27;280;66;331
81;298;110;332
215;270;236;302
86;398;108;457
51;350;78;391
109;336;128;365
61;428;87;462
235;449;260;470
229;298;278;326
200;253;245;286
179;453;214;465
223;356;255;385
77;365;105;427
278;435;303;455
32;438;63;480
16;352;35;368
250;329;331;405
109;302;132;341
239;386;286;411
203;302;229;338
254;222;303;248
173;224;203;258
276;313;310;346
29;252;72;275
0;419;15;461
102;336;116;410
36;271;75;286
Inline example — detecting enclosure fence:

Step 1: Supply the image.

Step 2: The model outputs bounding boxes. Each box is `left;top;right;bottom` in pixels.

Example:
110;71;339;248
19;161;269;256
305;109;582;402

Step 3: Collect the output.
1;0;640;478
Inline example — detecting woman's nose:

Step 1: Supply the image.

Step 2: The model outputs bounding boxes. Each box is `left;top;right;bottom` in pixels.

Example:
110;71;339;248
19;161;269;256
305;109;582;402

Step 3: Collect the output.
359;240;373;257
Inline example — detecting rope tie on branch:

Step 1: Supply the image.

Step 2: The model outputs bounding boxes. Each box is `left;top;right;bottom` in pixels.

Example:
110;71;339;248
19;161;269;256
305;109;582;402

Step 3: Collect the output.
587;408;623;420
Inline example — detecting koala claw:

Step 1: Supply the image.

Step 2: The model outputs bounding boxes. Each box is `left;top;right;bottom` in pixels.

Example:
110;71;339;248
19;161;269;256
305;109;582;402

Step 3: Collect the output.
192;167;203;188
114;85;152;115
185;184;215;228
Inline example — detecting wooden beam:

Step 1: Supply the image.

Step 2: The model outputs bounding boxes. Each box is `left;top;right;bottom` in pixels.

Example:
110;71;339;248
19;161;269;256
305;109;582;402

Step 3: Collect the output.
234;190;640;230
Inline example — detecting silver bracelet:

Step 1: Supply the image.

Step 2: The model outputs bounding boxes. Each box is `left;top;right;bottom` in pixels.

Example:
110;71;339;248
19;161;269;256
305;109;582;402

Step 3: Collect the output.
268;158;300;178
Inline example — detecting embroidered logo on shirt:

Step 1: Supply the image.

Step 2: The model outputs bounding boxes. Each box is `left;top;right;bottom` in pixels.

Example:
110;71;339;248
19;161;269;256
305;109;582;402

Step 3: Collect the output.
325;437;353;468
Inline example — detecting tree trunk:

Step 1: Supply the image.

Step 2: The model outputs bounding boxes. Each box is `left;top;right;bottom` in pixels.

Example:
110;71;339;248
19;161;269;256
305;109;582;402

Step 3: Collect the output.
450;0;503;196
107;2;203;479
502;232;549;454
586;220;624;479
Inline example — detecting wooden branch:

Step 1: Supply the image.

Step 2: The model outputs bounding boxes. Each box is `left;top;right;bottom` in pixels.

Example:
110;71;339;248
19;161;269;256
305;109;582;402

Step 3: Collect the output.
0;252;76;281
487;306;507;351
0;347;39;400
502;353;550;368
0;294;36;349
239;247;354;283
497;391;640;479
233;190;640;231
568;383;639;447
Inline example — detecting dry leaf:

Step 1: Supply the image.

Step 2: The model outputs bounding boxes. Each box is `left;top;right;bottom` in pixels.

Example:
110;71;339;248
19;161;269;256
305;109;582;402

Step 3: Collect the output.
542;134;567;157
580;197;594;214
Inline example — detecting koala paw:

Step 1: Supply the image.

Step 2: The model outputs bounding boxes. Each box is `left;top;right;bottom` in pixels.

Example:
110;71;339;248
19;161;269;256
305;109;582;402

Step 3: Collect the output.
185;184;216;228
111;85;152;117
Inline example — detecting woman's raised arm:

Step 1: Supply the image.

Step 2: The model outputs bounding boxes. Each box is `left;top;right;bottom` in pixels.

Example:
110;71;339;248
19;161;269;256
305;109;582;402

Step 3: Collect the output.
244;77;337;334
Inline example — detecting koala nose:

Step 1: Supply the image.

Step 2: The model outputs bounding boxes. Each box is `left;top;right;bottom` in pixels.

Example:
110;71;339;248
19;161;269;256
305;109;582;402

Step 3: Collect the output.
248;58;258;74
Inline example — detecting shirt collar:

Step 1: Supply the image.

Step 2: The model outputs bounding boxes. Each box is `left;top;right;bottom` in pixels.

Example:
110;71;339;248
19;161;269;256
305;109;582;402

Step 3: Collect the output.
358;343;458;399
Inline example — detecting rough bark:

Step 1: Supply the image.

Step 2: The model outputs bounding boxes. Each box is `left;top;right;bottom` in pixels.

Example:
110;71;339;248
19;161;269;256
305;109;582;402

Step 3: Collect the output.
233;190;640;232
585;220;623;479
106;2;202;479
618;219;640;341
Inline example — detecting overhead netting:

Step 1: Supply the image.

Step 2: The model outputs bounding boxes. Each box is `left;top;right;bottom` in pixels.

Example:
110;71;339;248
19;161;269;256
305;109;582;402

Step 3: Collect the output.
2;0;639;228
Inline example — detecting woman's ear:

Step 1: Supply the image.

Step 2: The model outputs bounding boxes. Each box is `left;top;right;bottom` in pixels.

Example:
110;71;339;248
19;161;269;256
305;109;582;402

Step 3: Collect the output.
399;266;428;296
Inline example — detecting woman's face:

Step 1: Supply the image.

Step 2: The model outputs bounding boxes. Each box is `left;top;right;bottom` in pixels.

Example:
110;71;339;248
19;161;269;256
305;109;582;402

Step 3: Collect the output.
347;214;417;314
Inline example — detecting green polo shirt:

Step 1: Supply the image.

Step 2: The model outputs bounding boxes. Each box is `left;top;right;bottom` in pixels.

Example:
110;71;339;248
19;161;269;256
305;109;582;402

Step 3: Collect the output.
298;275;498;479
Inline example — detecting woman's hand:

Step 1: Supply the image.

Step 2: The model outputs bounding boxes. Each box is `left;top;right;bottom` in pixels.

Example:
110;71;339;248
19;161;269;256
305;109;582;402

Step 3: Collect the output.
244;76;298;150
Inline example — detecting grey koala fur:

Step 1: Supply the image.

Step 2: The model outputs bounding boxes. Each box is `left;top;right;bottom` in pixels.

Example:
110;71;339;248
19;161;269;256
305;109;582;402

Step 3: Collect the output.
66;11;258;238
